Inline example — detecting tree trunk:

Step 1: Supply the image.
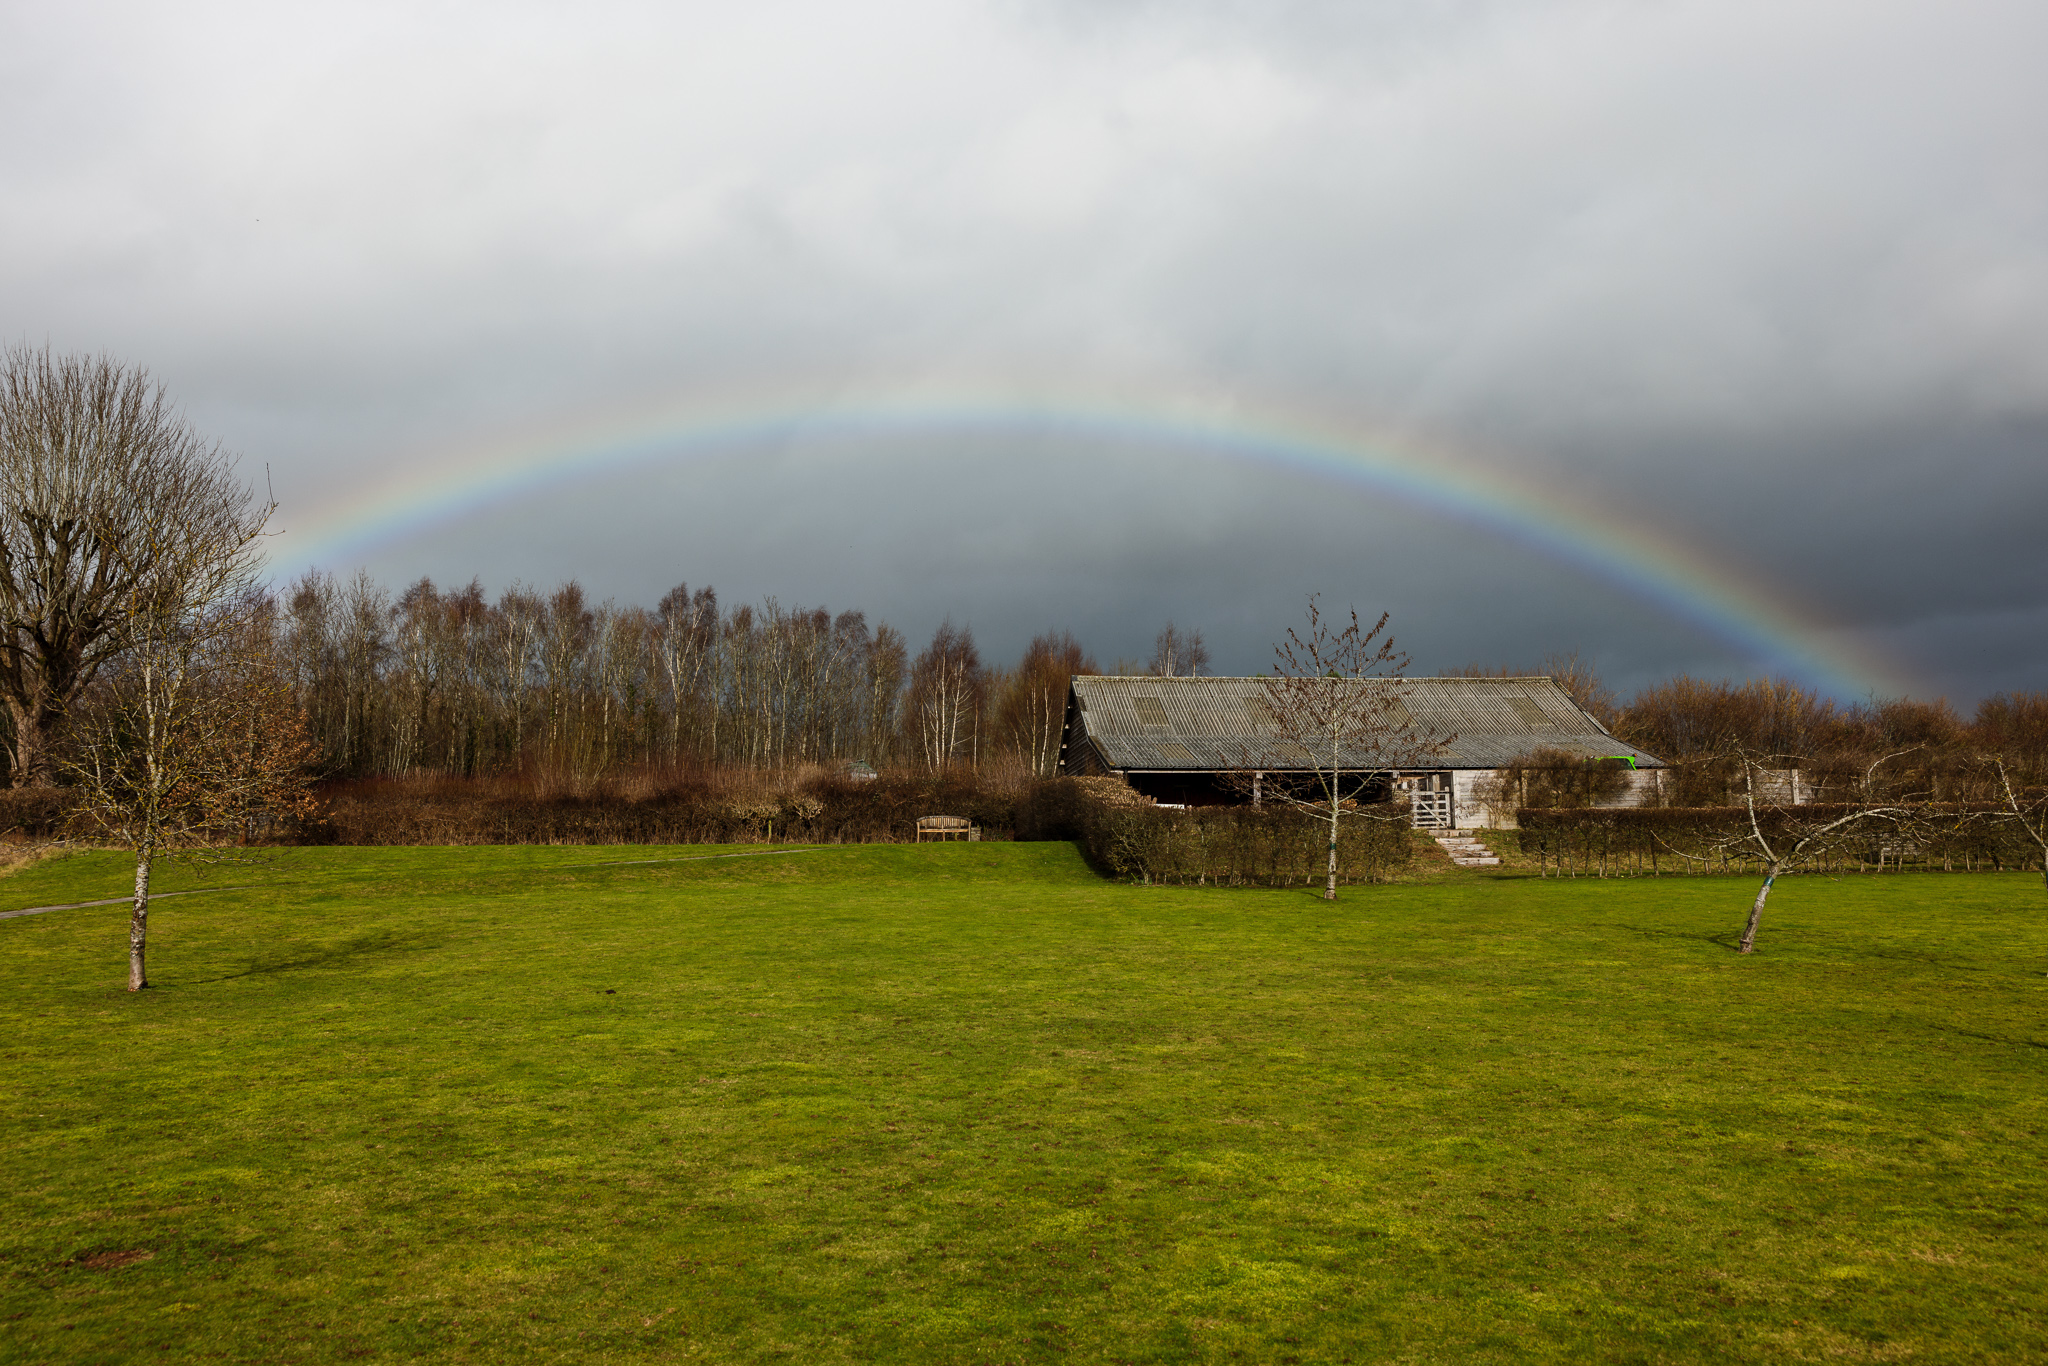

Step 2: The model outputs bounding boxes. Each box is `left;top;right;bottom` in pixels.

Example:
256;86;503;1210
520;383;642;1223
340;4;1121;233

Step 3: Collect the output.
128;842;154;991
1325;720;1340;901
1325;802;1339;901
6;695;65;788
1738;859;1777;955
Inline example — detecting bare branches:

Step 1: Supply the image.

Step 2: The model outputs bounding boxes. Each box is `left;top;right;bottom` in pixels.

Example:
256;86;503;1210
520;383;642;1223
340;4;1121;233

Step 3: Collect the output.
997;632;1096;777
0;346;261;786
1989;757;2048;897
1256;599;1447;791
1147;623;1210;678
907;620;983;771
1250;597;1450;900
1860;746;1927;801
1725;748;1917;954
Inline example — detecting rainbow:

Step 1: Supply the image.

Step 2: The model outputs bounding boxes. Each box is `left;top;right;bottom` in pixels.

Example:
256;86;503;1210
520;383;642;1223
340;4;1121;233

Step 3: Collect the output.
280;388;1914;700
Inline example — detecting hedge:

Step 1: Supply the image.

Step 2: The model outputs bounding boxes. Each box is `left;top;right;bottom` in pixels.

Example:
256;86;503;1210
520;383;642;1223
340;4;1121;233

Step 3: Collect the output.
313;771;1039;846
1514;803;2043;877
1020;778;1412;886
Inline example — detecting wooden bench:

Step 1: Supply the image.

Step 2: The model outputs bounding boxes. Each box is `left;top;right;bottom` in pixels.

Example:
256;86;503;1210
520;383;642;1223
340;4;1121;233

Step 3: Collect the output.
915;815;979;842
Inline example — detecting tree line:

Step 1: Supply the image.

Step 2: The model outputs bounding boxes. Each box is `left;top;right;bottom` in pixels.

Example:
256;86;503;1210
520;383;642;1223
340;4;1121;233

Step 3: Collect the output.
252;583;2048;800
9;547;2043;803
254;570;1145;785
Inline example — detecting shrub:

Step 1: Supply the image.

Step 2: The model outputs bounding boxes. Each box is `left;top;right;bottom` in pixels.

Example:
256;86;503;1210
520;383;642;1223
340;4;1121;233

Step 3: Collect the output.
1493;749;1636;809
0;787;75;841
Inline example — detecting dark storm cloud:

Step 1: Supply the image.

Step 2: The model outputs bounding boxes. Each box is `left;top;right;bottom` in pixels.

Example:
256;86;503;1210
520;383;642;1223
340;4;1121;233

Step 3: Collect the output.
1;0;2042;702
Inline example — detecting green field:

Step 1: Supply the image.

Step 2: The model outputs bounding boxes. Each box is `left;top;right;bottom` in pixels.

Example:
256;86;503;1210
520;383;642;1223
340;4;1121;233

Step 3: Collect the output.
2;844;2044;1364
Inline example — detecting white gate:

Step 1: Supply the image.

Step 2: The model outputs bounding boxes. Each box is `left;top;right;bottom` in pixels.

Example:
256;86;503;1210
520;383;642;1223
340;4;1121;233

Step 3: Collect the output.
1399;773;1453;829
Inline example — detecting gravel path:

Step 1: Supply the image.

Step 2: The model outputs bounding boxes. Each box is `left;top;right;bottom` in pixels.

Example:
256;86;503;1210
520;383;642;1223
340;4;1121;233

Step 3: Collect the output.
0;888;252;921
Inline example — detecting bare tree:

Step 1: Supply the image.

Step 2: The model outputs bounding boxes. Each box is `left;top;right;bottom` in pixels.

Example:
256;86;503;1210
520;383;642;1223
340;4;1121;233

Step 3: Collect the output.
389;577;443;774
907;620;983;770
1989;758;2048;898
863;624;908;765
60;439;282;990
490;584;544;763
655;583;718;763
334;570;390;775
1147;622;1211;677
1251;597;1448;901
590;601;649;775
0;347;263;786
998;631;1097;776
1717;749;1919;954
539;582;593;762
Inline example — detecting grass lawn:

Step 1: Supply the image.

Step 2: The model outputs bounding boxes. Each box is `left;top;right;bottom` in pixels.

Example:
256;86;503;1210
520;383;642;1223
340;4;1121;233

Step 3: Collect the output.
2;843;2044;1364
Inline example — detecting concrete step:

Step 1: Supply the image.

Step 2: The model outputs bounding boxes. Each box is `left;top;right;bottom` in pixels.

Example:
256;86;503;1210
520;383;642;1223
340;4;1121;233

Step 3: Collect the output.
1433;833;1500;869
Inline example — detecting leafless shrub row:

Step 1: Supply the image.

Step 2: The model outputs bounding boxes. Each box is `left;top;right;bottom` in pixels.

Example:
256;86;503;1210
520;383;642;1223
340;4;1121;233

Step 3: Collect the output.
1516;803;2043;879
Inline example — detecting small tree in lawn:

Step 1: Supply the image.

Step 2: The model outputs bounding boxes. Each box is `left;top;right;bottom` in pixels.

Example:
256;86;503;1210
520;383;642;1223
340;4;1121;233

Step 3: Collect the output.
1721;748;1920;954
61;450;286;991
1987;758;2048;897
1250;597;1449;901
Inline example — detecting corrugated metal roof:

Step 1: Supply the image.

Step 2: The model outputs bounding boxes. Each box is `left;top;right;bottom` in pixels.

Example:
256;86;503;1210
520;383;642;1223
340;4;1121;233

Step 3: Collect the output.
1065;675;1663;771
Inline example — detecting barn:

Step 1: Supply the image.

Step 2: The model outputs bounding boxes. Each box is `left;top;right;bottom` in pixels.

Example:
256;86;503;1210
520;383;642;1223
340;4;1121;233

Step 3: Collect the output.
1057;675;1666;829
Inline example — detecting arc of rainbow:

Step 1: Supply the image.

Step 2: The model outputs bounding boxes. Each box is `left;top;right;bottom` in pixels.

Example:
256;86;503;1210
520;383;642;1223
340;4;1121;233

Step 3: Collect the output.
281;394;1911;700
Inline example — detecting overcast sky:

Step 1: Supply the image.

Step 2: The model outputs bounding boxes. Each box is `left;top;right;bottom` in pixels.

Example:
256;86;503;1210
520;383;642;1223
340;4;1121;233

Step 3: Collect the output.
5;0;2043;704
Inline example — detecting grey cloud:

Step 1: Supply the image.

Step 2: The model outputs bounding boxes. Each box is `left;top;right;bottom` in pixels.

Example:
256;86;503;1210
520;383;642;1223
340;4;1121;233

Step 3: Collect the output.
2;0;2042;703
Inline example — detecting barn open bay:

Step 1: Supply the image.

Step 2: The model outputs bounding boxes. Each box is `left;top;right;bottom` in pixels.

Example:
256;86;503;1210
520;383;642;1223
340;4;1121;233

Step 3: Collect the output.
4;845;2043;1363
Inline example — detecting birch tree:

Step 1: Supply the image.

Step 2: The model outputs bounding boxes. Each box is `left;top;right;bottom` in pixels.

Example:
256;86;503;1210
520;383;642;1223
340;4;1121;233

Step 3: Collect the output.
998;631;1095;776
1147;622;1211;677
907;621;982;771
61;447;283;991
655;583;718;763
863;624;908;766
1251;598;1448;901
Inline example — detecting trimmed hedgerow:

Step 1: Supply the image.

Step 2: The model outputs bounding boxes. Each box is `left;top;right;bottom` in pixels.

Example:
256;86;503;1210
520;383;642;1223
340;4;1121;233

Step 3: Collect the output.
1017;777;1411;886
1515;803;2043;878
